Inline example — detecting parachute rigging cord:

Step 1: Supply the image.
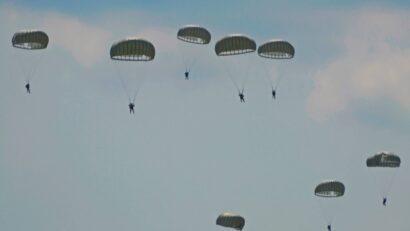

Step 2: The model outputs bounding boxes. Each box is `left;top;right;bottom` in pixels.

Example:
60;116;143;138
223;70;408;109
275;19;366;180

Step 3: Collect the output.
261;63;283;91
113;62;132;103
177;42;200;79
220;54;253;94
14;49;41;84
113;62;148;104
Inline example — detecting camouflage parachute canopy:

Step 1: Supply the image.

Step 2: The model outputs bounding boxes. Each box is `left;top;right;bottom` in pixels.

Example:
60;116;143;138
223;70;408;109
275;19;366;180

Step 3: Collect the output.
215;34;256;56
315;180;345;197
216;213;245;231
177;25;211;44
110;38;155;61
258;40;294;59
12;30;49;50
367;152;401;168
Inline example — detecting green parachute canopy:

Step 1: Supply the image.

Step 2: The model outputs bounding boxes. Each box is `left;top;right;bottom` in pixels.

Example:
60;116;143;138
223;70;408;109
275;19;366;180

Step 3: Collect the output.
315;181;345;197
12;30;49;50
258;40;294;59
110;38;155;61
215;34;256;56
216;213;245;231
177;25;211;44
367;152;401;168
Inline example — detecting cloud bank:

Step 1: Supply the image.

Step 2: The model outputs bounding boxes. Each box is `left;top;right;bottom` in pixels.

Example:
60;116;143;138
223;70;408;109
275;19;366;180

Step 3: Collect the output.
307;9;410;122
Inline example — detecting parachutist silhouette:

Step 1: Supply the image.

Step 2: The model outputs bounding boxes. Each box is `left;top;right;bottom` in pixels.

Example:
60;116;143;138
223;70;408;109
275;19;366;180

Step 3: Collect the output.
128;102;135;114
272;89;276;99
239;90;245;103
383;197;387;206
184;70;189;80
25;83;30;94
327;225;331;231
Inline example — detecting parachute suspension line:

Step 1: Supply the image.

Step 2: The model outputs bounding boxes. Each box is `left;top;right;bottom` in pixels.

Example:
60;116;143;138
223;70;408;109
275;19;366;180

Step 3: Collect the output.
261;64;274;90
382;169;399;197
130;65;149;104
274;73;285;91
219;59;241;93
113;62;132;103
317;199;334;226
177;42;189;73
14;50;34;83
239;56;254;92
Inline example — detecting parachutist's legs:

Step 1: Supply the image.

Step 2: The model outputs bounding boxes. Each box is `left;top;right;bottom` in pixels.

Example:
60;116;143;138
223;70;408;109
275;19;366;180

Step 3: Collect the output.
25;83;30;94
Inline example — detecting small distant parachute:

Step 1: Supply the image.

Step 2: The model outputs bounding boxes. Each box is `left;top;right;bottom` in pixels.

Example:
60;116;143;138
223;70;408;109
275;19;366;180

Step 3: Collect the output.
366;151;401;204
367;152;401;168
215;34;256;95
314;180;345;197
216;213;245;231
110;38;155;105
257;40;294;96
12;30;49;50
314;180;345;230
177;25;211;79
177;25;211;44
12;30;49;91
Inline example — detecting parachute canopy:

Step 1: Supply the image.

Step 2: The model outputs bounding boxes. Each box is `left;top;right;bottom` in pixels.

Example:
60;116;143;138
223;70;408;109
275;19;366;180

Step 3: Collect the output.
315;181;345;197
216;213;245;231
215;34;256;56
367;152;401;168
110;38;155;61
177;25;211;44
12;30;49;50
258;40;294;59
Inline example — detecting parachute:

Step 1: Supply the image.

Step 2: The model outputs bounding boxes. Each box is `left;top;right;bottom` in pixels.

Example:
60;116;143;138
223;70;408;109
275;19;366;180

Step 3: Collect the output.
12;30;49;90
315;180;345;197
177;25;211;80
216;213;245;231
12;30;49;50
366;151;401;204
257;40;294;59
314;180;345;230
215;34;256;95
215;35;256;56
110;38;155;105
257;40;294;96
367;152;401;168
110;38;155;61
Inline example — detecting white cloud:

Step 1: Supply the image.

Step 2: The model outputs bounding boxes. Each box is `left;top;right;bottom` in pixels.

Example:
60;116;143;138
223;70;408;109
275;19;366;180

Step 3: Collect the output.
307;9;410;122
41;13;111;68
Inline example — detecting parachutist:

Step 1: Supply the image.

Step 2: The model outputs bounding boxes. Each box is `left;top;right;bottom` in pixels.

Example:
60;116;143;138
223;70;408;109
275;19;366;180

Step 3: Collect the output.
327;225;331;231
25;83;30;94
239;91;245;103
383;197;387;206
128;103;135;114
184;70;189;80
272;90;276;99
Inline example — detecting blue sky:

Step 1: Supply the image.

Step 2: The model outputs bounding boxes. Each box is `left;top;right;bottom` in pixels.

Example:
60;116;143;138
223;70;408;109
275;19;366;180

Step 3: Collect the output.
1;1;410;231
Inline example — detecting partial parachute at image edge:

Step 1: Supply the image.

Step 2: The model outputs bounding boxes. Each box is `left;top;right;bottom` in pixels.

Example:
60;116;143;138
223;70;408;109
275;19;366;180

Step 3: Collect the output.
314;180;345;197
258;39;294;59
216;213;245;231
12;30;49;50
110;38;155;61
177;25;211;44
215;34;256;56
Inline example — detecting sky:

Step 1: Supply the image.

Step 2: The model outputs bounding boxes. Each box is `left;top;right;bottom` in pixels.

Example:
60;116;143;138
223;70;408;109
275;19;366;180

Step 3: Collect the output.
1;1;410;231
